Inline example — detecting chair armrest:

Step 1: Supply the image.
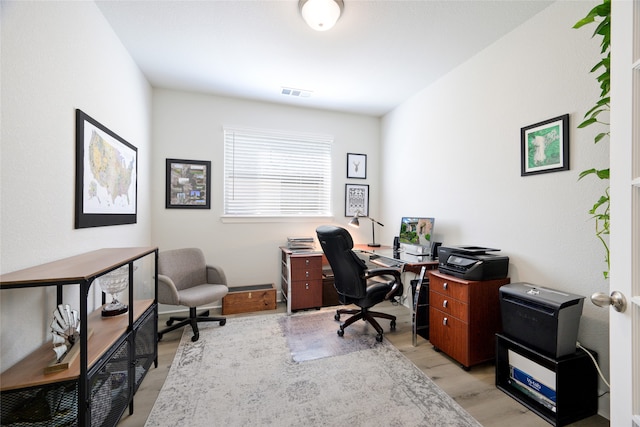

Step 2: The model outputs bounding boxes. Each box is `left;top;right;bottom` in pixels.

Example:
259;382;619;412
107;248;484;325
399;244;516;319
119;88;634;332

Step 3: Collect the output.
206;264;228;286
158;274;180;305
365;268;403;300
365;267;402;281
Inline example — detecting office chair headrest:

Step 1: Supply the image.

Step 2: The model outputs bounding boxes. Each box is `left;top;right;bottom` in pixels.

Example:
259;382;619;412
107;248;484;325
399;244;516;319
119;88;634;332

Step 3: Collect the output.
316;225;354;250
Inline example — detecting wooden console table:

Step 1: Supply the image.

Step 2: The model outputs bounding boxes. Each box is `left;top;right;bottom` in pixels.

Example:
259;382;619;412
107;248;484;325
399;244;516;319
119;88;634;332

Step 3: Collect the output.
0;247;158;427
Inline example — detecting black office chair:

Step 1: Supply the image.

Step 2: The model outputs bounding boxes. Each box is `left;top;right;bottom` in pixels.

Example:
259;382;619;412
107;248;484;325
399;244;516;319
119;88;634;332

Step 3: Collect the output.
316;225;403;342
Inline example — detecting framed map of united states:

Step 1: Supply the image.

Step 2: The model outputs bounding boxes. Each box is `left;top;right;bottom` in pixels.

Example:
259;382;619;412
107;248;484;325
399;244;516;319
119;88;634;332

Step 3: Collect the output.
75;109;137;228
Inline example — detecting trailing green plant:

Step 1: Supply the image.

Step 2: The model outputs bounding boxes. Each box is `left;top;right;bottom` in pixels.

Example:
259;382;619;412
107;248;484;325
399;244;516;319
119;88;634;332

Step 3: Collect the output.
573;0;610;279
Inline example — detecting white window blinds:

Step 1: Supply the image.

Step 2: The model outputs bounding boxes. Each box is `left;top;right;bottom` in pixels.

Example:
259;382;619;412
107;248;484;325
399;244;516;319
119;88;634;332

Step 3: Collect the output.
223;127;332;217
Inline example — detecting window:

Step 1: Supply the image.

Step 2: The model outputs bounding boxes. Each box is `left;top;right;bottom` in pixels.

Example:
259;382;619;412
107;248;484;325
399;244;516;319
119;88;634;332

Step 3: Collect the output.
223;127;332;217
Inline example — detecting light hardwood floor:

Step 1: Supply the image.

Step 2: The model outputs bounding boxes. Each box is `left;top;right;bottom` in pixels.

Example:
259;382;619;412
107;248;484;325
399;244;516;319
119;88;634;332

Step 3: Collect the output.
118;302;609;427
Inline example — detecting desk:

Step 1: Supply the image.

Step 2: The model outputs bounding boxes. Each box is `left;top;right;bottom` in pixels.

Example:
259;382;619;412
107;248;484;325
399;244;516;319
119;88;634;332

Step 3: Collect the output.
281;244;439;349
353;245;438;274
353;246;438;346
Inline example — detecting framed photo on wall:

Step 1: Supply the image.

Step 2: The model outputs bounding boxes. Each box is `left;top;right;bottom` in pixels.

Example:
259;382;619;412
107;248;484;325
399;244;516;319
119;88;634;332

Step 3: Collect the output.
166;158;211;209
75;109;137;228
347;153;367;179
345;184;369;217
521;114;569;176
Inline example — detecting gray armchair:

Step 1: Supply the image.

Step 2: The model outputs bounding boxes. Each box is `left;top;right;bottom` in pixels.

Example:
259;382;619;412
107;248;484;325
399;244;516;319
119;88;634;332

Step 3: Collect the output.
157;248;228;342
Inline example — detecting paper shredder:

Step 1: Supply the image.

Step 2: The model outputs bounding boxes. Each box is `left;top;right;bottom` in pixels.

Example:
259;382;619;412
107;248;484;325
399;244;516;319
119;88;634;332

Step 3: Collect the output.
499;283;585;358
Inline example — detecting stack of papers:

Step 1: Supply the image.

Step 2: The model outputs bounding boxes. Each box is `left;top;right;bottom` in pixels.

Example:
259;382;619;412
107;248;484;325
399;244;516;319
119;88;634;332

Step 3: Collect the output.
287;237;315;250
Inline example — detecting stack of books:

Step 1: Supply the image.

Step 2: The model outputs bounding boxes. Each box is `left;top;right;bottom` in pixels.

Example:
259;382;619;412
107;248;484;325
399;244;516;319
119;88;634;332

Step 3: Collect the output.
287;237;315;250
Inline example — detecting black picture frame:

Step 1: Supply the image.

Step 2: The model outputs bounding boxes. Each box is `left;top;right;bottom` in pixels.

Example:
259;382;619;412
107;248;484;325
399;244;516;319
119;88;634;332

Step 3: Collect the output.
166;158;211;209
521;114;570;176
347;153;367;179
345;184;369;217
75;109;137;228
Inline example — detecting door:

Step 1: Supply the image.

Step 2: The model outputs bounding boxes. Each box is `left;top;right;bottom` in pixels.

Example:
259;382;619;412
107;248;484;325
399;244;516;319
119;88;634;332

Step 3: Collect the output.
609;0;639;424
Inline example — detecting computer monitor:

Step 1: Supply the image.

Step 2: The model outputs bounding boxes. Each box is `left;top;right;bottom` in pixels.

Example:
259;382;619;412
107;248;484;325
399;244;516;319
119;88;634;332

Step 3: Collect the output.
399;217;435;255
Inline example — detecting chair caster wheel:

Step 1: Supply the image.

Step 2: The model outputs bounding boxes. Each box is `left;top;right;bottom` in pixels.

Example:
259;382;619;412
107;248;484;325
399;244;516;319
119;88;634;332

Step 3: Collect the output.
219;319;226;326
337;328;344;337
191;333;199;342
376;334;383;343
334;313;341;321
166;319;174;326
390;320;396;330
157;333;163;341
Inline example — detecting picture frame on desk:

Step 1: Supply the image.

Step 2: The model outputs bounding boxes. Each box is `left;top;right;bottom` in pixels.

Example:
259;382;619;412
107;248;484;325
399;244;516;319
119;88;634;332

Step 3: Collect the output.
345;184;369;217
347;153;367;179
521;114;569;176
75;109;137;229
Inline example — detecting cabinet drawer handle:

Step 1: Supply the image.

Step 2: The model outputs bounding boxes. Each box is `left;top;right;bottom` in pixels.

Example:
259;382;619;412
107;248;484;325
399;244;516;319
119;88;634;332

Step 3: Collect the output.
305;259;310;266
443;282;448;290
443;317;448;326
305;271;310;278
443;300;448;308
305;283;309;290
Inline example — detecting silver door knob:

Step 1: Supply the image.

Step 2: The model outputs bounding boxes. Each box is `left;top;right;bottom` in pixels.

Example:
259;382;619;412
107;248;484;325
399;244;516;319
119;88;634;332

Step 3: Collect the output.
591;291;627;312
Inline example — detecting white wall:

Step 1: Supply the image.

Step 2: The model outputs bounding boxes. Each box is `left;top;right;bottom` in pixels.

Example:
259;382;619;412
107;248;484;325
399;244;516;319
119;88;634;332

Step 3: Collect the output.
151;89;379;302
0;1;152;370
381;1;610;418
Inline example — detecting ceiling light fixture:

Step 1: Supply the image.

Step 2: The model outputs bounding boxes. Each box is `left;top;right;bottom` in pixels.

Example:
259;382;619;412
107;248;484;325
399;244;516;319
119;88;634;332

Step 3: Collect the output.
298;0;344;32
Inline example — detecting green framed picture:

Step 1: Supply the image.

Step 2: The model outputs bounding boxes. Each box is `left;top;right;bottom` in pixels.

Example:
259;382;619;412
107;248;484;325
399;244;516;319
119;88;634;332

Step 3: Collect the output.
521;114;569;176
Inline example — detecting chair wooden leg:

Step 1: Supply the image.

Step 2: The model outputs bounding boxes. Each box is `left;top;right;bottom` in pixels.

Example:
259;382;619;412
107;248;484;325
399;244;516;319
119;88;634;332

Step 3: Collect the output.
368;311;396;321
363;312;384;336
340;311;364;328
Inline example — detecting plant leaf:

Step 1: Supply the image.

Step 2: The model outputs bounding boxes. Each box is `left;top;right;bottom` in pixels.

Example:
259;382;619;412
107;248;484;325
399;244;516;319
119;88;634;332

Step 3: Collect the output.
578;117;598;128
579;168;597;180
594;132;608;143
596;169;610;179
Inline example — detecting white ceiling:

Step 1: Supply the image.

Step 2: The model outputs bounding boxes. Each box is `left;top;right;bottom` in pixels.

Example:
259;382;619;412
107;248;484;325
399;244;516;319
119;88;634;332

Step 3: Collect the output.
96;0;554;117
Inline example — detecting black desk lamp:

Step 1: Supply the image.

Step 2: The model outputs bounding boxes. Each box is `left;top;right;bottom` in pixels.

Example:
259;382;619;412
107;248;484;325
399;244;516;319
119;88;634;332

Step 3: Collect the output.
348;211;384;247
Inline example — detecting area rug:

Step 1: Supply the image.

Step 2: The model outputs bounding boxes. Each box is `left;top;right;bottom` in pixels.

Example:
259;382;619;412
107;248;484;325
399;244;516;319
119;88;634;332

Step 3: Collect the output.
145;311;481;427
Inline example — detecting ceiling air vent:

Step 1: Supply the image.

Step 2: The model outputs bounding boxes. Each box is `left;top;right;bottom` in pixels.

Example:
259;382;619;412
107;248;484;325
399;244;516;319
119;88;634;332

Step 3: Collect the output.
281;87;312;98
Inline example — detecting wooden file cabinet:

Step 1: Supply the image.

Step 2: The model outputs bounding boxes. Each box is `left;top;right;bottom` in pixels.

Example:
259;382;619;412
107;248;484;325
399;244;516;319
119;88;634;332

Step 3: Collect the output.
428;271;509;369
280;247;323;313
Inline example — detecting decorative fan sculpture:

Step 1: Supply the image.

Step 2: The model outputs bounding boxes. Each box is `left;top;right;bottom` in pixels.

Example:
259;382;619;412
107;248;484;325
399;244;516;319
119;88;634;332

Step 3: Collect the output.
96;265;132;317
50;304;80;362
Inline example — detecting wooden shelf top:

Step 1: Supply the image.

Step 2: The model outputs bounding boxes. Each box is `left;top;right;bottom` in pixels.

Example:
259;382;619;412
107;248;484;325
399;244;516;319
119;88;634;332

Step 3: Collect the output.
0;299;154;391
0;247;157;288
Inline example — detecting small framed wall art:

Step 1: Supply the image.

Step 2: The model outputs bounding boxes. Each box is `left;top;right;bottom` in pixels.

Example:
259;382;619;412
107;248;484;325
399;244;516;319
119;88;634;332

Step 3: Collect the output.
75;109;137;228
347;153;367;179
166;158;211;209
521;114;569;176
345;184;369;217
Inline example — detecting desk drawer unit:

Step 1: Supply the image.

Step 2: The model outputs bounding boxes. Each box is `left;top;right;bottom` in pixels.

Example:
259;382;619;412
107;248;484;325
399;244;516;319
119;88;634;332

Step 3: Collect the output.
428;271;509;369
290;255;322;310
280;247;323;313
429;291;468;322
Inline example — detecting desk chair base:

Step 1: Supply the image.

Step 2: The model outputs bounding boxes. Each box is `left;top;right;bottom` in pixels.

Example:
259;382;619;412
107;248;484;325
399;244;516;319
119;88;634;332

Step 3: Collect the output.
158;307;226;342
335;307;396;342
